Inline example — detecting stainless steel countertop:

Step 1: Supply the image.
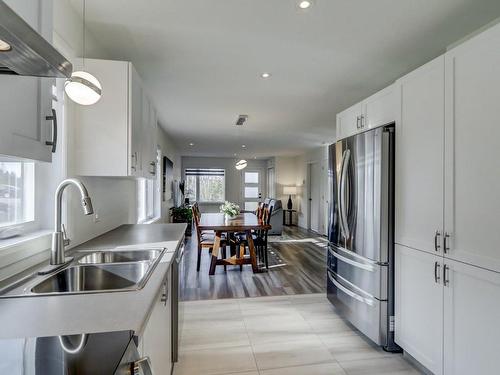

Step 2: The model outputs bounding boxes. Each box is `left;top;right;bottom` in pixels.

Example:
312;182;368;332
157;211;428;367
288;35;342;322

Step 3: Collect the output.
0;223;186;339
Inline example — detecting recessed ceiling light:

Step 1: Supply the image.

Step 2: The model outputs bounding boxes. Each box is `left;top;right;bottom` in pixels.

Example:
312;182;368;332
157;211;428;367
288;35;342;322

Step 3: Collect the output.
261;72;271;79
298;1;312;9
189;142;194;146
233;153;237;156
0;38;12;52
242;144;246;148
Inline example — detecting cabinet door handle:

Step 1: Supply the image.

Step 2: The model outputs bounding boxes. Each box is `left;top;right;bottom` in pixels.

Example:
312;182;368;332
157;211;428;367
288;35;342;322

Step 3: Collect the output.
434;261;441;283
133;356;154;375
45;109;57;153
434;230;441;252
443;264;450;286
360;115;365;128
443;232;451;254
356;116;360;129
160;281;168;305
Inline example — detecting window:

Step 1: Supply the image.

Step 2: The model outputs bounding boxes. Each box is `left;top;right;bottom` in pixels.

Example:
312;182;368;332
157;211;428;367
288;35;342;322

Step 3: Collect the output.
185;168;225;203
137;178;156;223
0;158;35;231
137;149;162;223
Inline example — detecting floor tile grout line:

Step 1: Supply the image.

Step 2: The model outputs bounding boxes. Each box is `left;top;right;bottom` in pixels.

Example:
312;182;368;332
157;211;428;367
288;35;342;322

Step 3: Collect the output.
238;298;261;373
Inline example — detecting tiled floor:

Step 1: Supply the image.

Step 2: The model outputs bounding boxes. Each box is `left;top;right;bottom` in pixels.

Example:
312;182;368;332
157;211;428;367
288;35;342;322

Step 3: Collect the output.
174;294;423;375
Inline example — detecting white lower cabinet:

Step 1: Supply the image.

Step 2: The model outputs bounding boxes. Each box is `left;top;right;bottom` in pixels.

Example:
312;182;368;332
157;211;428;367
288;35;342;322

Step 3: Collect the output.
443;260;500;375
395;245;443;375
141;269;172;374
396;245;500;375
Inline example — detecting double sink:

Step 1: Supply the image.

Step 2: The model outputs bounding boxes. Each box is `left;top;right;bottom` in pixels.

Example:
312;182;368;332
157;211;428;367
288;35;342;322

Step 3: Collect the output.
2;249;165;297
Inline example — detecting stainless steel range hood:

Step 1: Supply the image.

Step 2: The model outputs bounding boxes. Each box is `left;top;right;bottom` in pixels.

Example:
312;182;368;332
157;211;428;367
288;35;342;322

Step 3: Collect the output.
0;0;72;78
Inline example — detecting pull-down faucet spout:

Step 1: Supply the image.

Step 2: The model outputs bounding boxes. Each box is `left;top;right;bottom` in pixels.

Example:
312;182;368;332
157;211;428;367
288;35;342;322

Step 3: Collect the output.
50;178;94;266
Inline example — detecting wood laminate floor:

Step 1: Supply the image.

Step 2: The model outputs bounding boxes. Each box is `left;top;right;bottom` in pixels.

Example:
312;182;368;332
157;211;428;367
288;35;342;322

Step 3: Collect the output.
180;226;328;301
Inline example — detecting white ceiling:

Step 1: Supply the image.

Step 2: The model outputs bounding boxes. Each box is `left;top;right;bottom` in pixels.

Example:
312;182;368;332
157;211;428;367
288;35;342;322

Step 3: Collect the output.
77;0;500;158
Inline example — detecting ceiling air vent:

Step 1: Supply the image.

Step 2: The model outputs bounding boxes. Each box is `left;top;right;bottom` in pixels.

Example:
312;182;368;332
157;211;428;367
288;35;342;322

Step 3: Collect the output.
236;115;248;126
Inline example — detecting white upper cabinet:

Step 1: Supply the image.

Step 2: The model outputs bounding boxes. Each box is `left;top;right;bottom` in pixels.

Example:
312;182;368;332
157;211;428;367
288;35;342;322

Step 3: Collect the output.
73;59;157;177
443;259;500;375
336;103;362;141
444;23;500;273
362;84;396;130
395;244;443;375
0;0;55;162
336;84;396;141
395;56;445;255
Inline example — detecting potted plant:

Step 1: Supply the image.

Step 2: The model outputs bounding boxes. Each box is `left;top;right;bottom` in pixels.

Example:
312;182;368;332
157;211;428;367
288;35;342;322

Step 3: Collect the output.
171;206;193;236
220;201;241;220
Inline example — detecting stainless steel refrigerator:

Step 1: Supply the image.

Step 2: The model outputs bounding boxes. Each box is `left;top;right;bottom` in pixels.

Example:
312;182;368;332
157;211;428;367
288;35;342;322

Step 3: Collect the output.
327;124;399;352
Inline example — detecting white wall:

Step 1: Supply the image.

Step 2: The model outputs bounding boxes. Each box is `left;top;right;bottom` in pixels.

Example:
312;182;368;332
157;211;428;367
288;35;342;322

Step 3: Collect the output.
181;157;268;213
273;147;329;235
157;125;181;222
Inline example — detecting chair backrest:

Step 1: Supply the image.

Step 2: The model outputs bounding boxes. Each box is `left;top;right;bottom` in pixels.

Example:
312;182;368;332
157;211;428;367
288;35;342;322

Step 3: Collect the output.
262;206;273;226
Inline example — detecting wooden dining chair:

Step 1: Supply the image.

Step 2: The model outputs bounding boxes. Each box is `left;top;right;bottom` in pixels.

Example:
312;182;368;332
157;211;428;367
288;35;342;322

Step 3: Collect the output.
191;204;227;272
237;205;273;270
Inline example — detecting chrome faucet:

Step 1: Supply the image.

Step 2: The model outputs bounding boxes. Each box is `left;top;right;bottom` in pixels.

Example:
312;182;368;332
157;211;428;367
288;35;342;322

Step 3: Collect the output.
50;178;94;266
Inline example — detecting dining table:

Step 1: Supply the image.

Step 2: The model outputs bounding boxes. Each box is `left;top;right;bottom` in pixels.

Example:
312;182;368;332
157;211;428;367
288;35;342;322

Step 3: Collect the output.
197;212;272;275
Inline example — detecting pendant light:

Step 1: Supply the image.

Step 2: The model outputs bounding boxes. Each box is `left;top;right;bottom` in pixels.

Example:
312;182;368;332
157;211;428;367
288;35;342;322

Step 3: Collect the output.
235;159;248;170
234;115;248;170
64;0;102;105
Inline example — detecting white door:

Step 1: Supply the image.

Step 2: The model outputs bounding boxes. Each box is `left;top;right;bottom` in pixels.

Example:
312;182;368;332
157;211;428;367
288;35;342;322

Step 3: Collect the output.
395;245;443;375
242;170;262;211
0;0;54;162
444;23;500;273
336;103;362;141
395;56;445;255
308;162;321;232
443;259;500;375
267;167;275;198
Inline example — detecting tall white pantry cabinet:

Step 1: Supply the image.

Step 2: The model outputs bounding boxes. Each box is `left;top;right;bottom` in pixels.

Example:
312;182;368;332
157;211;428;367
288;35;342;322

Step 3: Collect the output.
394;22;500;375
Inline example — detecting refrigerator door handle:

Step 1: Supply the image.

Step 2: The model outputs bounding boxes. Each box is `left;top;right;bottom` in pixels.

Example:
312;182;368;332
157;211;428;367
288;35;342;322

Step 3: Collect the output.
328;270;375;306
339;149;351;239
329;246;376;272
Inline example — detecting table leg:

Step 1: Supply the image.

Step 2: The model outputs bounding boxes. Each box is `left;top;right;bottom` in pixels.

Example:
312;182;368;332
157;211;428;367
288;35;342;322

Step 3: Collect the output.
289;210;293;226
282;210;285;225
246;229;259;273
209;230;222;275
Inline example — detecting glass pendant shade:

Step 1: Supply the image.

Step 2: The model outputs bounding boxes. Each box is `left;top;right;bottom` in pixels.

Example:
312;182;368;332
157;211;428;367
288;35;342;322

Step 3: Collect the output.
64;70;102;106
235;159;248;170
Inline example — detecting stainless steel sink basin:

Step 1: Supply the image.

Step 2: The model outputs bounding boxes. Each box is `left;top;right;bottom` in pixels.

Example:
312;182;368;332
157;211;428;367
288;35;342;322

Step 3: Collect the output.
77;249;162;265
31;263;151;294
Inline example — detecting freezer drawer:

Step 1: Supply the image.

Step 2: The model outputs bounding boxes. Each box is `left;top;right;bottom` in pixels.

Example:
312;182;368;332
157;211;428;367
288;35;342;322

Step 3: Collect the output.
327;269;388;346
328;245;387;300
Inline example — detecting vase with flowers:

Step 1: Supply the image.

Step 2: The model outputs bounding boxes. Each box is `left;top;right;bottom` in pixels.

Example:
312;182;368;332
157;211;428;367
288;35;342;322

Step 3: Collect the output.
220;201;240;220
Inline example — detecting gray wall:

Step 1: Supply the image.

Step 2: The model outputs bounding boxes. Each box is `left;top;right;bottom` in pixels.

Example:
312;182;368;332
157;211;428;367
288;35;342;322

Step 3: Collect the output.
181;157;268;213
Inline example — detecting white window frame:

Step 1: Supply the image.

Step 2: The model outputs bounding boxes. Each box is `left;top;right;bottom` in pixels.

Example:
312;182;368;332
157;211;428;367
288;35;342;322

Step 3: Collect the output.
184;168;225;204
137;148;162;223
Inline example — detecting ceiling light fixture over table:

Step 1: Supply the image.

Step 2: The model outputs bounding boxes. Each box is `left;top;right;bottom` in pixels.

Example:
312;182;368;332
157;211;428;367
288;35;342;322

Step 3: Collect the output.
235;159;248;170
0;38;11;52
64;0;102;106
298;1;312;9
